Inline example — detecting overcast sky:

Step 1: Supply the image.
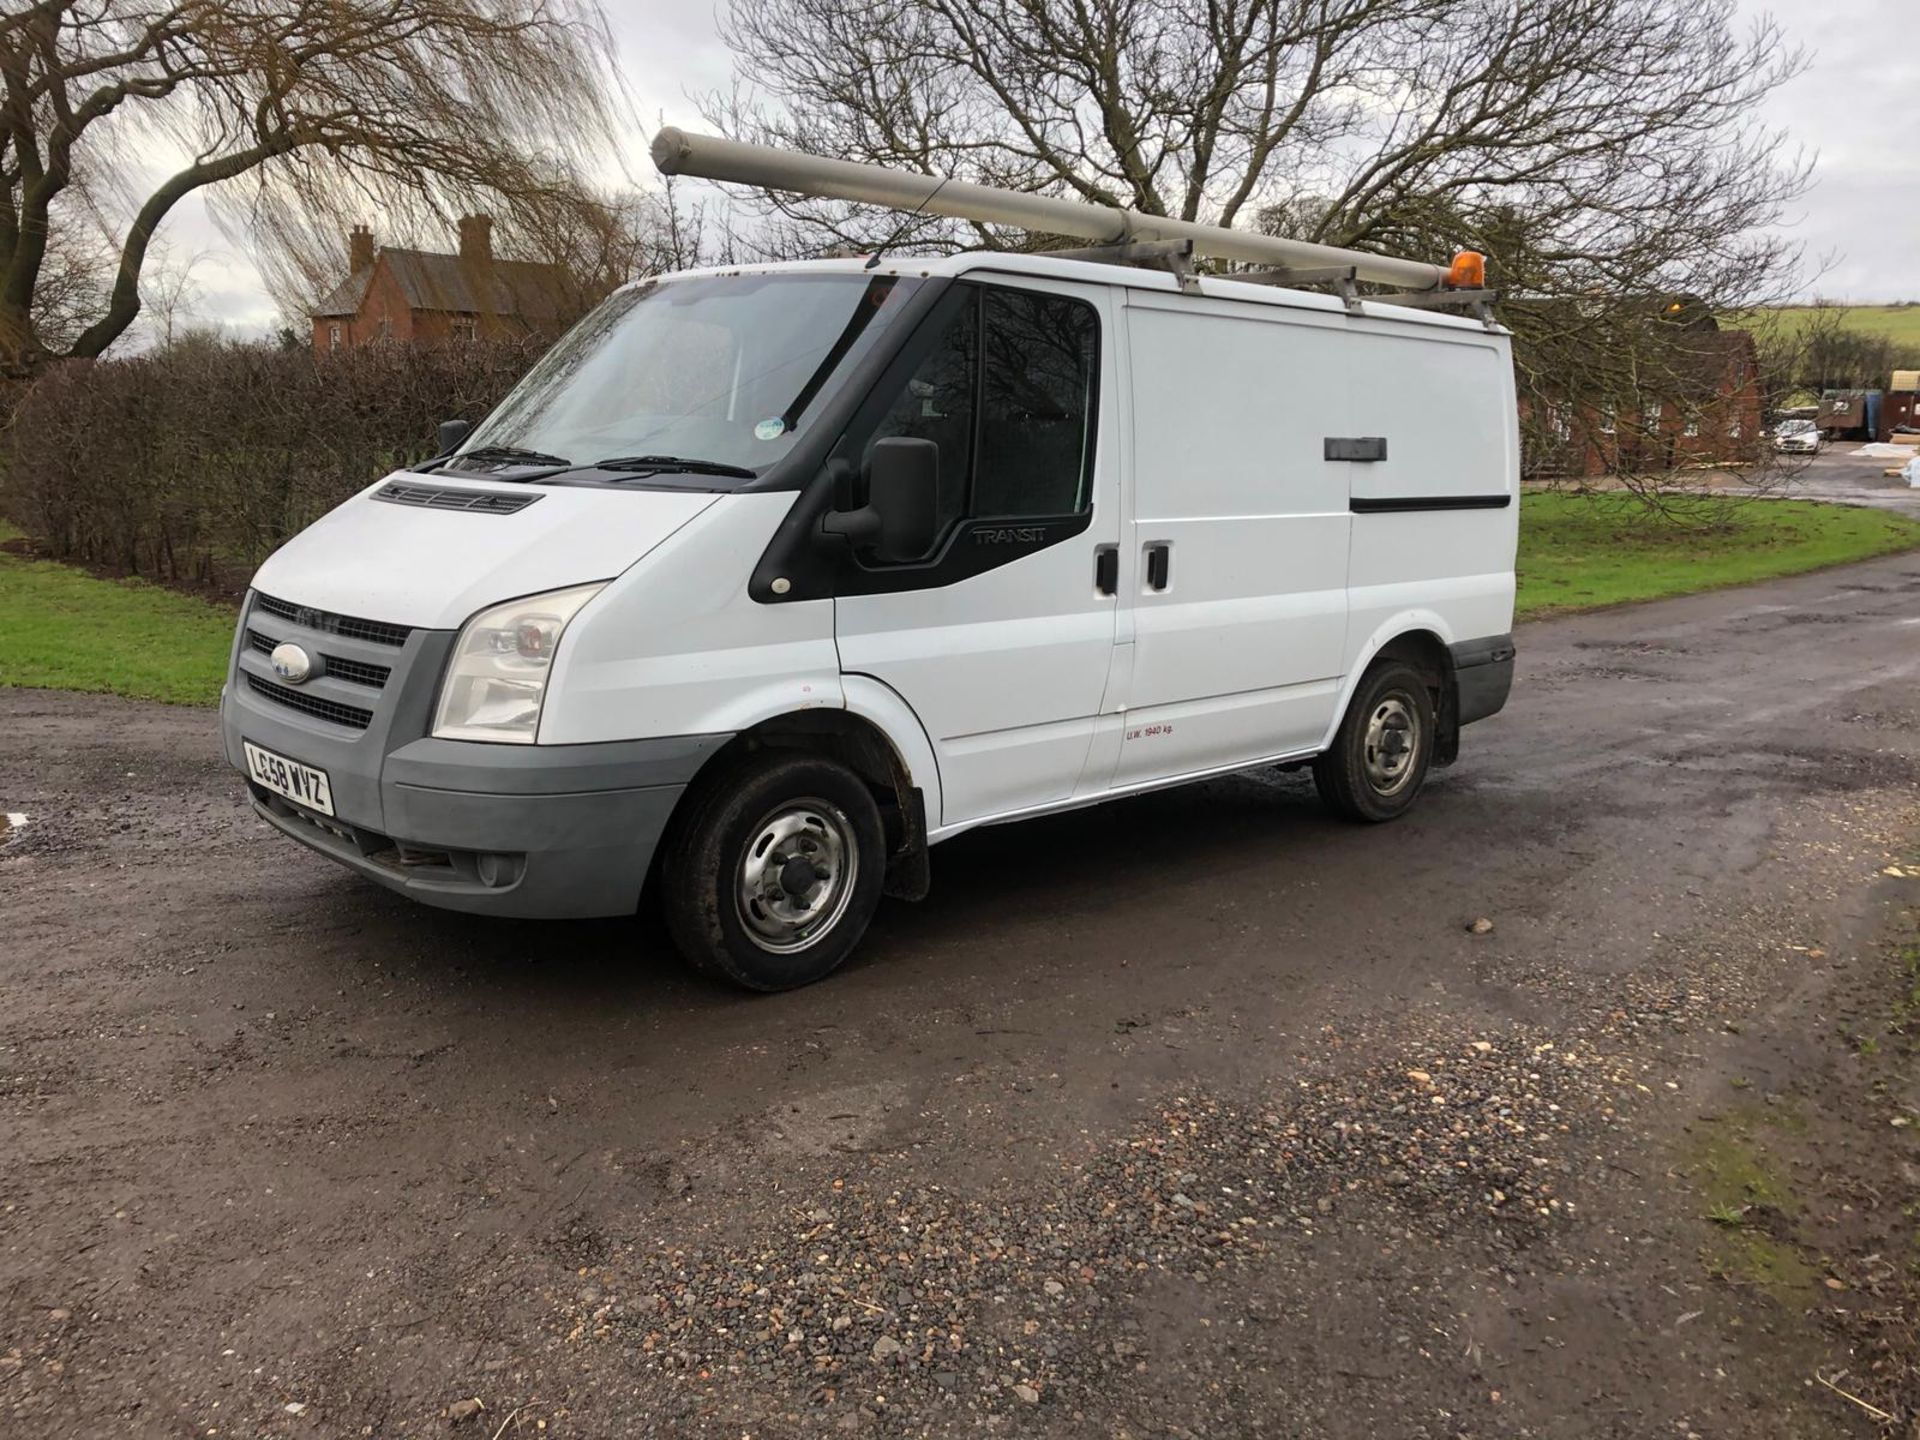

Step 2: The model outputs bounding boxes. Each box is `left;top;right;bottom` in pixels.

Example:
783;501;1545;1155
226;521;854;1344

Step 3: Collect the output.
165;0;1919;340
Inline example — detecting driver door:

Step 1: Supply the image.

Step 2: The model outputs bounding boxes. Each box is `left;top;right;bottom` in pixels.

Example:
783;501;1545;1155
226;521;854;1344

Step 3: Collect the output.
832;278;1122;828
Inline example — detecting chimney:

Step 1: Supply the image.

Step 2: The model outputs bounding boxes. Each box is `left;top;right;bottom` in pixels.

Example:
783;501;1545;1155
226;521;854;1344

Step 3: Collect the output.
348;224;374;274
458;215;493;265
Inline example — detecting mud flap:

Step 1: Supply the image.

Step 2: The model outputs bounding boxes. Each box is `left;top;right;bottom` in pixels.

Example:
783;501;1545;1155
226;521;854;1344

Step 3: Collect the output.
883;787;931;901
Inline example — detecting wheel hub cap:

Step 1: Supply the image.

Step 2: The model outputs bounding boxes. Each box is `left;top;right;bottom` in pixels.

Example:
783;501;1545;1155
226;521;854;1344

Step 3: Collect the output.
736;802;858;954
1363;695;1420;796
778;854;822;897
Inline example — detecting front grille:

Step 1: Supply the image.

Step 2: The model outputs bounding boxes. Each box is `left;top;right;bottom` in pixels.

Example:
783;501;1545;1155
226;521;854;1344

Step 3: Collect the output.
245;673;374;730
246;629;390;690
323;655;392;689
254;593;412;649
375;480;541;514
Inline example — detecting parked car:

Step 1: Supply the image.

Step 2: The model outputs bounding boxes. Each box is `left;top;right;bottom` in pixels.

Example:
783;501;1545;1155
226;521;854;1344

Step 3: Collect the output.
221;168;1519;991
1773;418;1824;455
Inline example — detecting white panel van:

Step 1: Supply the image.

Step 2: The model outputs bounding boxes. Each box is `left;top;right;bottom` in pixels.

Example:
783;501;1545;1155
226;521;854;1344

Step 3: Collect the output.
221;254;1517;989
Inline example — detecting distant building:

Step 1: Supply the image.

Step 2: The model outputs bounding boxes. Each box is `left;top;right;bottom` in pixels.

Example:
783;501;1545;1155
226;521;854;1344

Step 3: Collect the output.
1883;371;1919;438
1817;389;1881;442
310;216;570;359
1521;303;1765;478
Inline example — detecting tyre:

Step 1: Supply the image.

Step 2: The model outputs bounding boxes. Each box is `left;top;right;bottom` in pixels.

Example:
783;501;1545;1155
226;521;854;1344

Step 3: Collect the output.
1312;659;1436;823
660;750;887;990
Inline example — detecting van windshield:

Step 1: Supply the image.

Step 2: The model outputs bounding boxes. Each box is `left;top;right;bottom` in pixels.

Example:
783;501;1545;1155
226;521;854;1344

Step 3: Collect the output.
454;272;925;483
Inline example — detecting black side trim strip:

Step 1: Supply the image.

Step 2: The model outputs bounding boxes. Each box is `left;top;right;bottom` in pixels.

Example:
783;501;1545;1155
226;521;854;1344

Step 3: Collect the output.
1351;494;1512;514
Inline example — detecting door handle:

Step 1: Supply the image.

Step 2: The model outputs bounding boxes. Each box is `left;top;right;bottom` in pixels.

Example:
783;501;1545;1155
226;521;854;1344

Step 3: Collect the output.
1094;544;1118;596
1145;542;1170;591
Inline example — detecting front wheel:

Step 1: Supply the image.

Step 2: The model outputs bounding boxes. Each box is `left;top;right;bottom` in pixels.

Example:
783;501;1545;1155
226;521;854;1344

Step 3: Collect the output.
660;752;887;990
1312;660;1435;823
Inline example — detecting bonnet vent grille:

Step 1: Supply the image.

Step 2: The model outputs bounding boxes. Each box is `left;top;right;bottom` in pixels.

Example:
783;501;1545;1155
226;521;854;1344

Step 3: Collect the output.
375;481;541;515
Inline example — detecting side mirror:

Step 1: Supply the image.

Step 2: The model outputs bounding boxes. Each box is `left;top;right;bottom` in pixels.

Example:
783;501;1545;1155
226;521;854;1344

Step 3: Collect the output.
820;437;941;562
437;419;473;456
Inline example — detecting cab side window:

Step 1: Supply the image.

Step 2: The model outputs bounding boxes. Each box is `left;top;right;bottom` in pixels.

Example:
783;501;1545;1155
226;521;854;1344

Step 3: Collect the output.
861;284;1098;556
868;294;978;541
976;289;1098;517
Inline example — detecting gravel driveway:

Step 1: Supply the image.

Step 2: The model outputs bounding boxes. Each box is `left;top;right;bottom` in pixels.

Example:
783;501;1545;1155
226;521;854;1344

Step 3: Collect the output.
5;555;1920;1438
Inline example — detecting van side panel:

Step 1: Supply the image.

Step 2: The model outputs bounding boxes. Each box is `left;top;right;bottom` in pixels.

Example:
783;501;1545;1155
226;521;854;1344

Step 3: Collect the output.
540;492;846;744
1113;296;1351;785
1342;325;1519;668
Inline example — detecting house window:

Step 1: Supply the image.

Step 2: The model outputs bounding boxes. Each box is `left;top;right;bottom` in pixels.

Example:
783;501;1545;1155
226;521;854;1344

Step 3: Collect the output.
1548;403;1573;445
1599;404;1617;435
1642;401;1663;431
328;324;342;351
1683;412;1700;438
1729;417;1743;438
376;316;392;341
450;317;476;343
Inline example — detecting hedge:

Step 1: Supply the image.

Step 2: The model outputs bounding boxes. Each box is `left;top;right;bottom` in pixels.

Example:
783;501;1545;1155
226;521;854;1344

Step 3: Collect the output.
0;337;545;588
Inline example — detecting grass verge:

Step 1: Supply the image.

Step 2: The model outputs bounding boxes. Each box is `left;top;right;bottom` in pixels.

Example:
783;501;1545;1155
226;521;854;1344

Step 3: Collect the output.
0;522;236;705
1516;492;1920;619
2;495;1918;705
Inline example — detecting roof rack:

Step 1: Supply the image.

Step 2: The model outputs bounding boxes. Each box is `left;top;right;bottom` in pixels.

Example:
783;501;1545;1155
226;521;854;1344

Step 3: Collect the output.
651;127;1499;327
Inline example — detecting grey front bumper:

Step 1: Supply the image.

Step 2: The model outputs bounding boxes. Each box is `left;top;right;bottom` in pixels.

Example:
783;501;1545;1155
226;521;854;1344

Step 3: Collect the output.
221;598;729;918
241;733;726;919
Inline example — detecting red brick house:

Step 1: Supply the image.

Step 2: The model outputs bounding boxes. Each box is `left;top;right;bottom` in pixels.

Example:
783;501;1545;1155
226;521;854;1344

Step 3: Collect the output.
310;216;571;359
1521;308;1765;478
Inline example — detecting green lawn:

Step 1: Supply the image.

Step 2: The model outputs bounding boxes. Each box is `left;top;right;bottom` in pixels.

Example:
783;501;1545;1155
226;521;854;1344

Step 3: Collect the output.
2;498;1919;705
0;522;237;705
1515;492;1920;618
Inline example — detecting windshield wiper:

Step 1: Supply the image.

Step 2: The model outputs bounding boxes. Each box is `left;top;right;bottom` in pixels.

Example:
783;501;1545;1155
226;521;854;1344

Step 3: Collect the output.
445;444;572;469
593;454;758;479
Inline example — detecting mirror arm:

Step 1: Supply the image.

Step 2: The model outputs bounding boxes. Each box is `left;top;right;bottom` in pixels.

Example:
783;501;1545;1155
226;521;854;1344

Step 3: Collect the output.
819;505;882;546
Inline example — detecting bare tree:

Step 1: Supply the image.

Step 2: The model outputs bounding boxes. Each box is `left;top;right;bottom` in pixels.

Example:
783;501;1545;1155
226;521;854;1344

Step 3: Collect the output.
0;0;624;376
716;0;1811;500
136;240;205;348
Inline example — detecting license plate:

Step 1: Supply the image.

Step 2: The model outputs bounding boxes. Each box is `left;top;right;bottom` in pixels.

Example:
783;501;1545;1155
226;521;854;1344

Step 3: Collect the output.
243;741;335;817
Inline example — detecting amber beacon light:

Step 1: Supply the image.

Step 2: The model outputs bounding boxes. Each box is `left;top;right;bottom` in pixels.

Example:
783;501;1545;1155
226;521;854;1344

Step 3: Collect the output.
1447;251;1487;290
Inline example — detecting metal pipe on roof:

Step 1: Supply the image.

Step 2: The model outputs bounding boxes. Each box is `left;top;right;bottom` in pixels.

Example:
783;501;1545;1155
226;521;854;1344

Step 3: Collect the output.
650;127;1452;292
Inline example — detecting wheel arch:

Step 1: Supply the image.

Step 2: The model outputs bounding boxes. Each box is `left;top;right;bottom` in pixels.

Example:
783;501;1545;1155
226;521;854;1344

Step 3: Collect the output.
669;691;940;902
1324;616;1462;764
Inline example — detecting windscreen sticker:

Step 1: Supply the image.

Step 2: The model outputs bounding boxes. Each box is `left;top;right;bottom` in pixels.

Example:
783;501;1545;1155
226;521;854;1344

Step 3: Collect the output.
754;417;788;441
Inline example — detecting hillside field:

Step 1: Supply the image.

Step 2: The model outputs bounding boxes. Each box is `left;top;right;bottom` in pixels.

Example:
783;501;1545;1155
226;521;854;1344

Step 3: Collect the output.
1747;303;1920;348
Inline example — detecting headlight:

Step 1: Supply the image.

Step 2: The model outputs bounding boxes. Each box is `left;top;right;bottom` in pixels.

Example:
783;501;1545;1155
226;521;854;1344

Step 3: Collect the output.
433;583;605;743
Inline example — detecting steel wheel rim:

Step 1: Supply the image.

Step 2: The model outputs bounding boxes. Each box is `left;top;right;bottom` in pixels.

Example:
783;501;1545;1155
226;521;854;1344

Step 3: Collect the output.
735;800;859;954
1362;693;1420;796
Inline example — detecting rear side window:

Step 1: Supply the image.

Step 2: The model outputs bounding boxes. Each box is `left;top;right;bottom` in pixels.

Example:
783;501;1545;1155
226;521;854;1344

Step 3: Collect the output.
861;284;1098;551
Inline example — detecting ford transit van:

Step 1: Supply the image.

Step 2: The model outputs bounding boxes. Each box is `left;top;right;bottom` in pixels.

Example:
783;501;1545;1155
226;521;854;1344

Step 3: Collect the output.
221;248;1516;989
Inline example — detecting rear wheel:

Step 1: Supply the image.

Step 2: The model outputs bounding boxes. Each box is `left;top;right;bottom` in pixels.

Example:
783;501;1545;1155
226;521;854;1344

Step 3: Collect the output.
660;752;886;991
1312;660;1435;823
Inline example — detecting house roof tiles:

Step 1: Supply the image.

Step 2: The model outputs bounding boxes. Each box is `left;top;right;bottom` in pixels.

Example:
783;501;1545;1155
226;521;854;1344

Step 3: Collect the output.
311;248;569;320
